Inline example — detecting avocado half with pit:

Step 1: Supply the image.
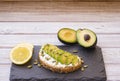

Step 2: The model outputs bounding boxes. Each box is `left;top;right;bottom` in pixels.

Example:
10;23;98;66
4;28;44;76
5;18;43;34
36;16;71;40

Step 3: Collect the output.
76;29;97;48
57;28;77;44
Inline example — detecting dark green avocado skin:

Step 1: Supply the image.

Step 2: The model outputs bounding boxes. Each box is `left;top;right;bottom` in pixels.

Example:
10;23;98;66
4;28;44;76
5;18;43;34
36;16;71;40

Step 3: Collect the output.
76;29;97;48
57;28;77;45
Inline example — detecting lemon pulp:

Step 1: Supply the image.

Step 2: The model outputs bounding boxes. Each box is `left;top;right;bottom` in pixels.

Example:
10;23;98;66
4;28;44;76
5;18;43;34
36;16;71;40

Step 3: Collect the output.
10;43;33;65
12;47;30;62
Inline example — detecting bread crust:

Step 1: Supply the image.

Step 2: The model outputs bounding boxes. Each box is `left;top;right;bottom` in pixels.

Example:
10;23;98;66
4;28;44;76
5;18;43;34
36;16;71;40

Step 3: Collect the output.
39;55;82;73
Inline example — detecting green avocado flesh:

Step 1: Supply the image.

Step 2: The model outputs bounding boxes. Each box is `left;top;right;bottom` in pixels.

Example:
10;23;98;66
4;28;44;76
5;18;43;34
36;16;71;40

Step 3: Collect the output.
76;29;97;48
58;28;77;44
42;44;79;65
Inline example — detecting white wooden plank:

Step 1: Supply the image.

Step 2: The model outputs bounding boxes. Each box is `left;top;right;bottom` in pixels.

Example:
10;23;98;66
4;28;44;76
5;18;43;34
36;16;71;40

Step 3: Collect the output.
0;49;12;64
0;64;120;81
0;34;120;48
0;48;120;64
102;48;120;64
106;64;120;76
0;34;62;47
0;12;120;22
0;22;120;34
0;64;10;81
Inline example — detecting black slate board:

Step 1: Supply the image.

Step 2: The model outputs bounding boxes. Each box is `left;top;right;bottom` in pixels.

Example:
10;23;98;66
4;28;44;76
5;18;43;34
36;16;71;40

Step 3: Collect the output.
10;45;107;81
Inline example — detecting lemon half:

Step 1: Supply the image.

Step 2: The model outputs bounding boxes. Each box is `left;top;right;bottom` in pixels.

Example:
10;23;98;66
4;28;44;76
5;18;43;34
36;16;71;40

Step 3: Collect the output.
10;43;33;65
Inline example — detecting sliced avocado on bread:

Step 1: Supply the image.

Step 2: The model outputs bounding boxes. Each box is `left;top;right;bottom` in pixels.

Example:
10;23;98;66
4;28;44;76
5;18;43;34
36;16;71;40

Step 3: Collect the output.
39;44;82;73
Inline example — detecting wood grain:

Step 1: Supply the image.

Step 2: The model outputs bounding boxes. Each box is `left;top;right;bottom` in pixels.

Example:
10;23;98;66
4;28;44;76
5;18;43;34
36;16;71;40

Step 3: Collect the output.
0;22;120;34
1;0;120;1
0;2;120;21
0;65;10;81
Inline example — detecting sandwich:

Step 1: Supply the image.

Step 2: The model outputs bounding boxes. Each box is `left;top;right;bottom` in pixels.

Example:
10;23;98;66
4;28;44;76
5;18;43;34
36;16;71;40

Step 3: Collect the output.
39;44;82;73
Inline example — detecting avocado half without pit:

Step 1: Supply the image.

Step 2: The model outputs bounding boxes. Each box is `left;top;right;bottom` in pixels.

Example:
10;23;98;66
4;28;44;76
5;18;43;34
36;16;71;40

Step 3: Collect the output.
57;28;77;44
76;29;97;48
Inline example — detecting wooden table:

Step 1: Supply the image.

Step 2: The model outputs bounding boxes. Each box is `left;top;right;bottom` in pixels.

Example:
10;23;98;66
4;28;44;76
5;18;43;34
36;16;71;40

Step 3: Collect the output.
0;1;120;81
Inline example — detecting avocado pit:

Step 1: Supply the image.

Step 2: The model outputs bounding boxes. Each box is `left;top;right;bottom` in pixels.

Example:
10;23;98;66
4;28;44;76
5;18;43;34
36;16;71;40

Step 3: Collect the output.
84;34;91;42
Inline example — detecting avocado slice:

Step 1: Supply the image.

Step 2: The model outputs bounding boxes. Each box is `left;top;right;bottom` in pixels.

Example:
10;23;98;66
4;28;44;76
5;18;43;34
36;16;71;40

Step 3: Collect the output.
76;29;97;48
57;28;77;44
43;44;80;65
54;53;60;60
72;56;79;65
66;55;74;65
57;50;64;55
59;55;67;64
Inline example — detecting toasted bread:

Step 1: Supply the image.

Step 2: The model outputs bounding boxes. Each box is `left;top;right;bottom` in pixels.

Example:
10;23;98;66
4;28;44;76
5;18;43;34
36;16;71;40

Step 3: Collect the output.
39;44;82;73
